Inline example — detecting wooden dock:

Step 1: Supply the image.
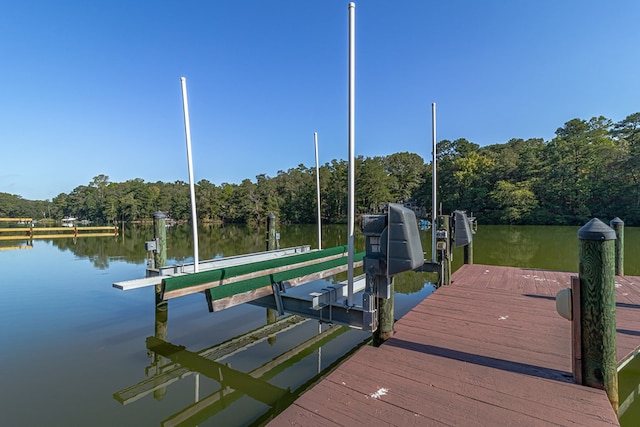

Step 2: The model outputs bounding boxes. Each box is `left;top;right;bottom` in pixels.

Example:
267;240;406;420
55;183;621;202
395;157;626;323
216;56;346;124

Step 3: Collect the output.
0;225;118;241
269;264;640;426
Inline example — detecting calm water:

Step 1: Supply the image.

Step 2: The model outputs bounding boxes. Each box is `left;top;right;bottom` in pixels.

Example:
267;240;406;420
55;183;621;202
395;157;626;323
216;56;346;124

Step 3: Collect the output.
0;223;638;426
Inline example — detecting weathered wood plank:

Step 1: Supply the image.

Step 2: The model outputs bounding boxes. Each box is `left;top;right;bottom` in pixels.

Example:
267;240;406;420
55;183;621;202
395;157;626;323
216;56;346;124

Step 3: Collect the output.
269;264;634;426
344;346;618;425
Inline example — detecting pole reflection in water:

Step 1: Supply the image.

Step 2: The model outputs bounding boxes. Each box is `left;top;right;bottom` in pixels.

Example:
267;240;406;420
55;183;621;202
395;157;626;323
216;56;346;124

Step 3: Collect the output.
151;301;169;401
114;295;368;426
318;322;322;375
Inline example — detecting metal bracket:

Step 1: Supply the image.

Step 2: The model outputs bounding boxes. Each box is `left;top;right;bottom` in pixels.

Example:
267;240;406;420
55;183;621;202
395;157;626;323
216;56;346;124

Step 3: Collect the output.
362;291;377;331
310;286;339;310
249;275;372;330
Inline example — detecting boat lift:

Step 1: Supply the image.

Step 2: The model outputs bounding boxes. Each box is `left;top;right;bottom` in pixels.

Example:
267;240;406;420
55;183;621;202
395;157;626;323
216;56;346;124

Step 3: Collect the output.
113;204;428;333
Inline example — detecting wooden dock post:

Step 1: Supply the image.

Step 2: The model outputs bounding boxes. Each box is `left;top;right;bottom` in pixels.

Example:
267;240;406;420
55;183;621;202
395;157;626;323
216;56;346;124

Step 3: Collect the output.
153;211;168;307
374;280;394;346
266;213;279;334
267;213;277;251
153;211;167;269
437;215;451;286
577;218;618;414
610;217;624;276
151;211;169;399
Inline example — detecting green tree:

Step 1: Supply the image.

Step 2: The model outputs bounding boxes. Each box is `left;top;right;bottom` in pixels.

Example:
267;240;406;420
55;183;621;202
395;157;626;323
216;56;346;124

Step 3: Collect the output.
436;138;493;214
539;117;613;223
611;112;640;222
168;180;190;220
489;180;538;224
324;159;348;223
357;155;392;213
7;112;640;226
119;192;140;221
275;165;316;224
256;173;282;223
196;179;223;222
384;152;425;202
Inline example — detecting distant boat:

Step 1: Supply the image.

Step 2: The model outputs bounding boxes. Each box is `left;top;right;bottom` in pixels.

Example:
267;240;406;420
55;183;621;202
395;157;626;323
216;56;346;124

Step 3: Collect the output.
62;217;77;227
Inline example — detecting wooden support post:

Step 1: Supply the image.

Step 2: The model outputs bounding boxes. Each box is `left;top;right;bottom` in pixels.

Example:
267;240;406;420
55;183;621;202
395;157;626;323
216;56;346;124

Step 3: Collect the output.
577;218;618;414
153;211;167;269
266;213;279;328
267;213;277;251
152;211;169;399
374;278;394;346
437;215;451;286
153;211;168;307
610;217;624;276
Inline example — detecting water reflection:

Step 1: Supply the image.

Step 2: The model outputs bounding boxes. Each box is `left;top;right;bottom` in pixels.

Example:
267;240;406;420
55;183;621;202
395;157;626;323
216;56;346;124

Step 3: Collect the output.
0;242;33;251
112;261;435;425
3;223;638;275
619;355;640;426
114;299;369;426
477;225;541;267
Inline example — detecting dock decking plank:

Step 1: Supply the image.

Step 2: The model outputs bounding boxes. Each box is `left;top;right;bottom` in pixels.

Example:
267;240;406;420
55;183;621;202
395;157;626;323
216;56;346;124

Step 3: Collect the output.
397;317;570;366
363;344;616;422
269;264;637;426
322;364;555;427
340;346;617;426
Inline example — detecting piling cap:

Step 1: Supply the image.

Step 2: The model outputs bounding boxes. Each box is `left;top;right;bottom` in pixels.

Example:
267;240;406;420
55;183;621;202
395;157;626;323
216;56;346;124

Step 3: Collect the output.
610;217;624;226
154;211;167;219
578;218;616;240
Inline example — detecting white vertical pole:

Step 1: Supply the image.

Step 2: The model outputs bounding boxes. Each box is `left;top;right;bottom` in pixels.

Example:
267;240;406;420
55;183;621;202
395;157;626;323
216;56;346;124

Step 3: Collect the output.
317;321;322;374
347;2;356;306
195;373;200;402
180;77;200;272
431;102;437;264
314;132;322;250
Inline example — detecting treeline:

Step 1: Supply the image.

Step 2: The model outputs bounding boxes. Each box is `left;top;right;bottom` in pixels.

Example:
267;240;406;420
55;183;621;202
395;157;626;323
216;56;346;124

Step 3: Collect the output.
2;113;639;226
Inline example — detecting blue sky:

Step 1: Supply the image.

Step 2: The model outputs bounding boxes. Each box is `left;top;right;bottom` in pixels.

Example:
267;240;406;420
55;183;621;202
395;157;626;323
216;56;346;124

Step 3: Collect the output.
2;1;639;201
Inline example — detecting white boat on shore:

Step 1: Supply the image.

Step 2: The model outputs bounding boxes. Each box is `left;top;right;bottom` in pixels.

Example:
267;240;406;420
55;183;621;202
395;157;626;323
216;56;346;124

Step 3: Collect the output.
61;217;77;227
